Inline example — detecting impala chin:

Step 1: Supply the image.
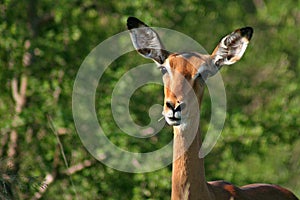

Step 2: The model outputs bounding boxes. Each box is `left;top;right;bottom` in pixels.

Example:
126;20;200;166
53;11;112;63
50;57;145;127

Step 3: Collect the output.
165;116;181;126
165;116;189;132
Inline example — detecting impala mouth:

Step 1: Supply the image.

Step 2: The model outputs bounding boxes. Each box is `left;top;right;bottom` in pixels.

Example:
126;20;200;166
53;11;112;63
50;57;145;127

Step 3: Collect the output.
165;116;181;126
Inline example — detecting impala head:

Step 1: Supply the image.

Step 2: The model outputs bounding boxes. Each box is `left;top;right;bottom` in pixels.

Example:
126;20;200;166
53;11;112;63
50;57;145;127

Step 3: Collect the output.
127;17;253;127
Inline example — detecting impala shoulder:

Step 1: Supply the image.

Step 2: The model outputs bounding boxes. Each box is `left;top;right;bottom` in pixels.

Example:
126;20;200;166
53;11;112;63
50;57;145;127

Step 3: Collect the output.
241;184;299;200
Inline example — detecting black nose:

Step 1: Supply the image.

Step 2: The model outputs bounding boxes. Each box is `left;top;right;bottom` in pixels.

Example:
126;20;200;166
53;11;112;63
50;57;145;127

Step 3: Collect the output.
166;101;175;110
166;101;186;112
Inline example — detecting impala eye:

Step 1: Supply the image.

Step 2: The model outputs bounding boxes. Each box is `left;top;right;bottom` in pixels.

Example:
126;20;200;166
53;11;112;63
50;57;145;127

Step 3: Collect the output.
159;66;168;75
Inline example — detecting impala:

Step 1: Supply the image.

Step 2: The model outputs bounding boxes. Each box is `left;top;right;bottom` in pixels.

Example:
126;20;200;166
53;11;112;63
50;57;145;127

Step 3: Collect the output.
127;17;298;200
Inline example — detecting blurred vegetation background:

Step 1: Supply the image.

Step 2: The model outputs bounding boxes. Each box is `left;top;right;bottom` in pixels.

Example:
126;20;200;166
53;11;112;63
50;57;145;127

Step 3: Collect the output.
0;0;299;199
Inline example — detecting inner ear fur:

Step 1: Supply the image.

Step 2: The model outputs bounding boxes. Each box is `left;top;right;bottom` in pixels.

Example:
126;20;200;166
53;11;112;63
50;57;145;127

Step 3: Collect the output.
127;17;170;64
211;27;253;68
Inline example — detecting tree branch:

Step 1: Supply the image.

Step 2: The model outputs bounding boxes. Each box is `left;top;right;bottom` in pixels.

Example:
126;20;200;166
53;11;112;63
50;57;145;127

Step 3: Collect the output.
11;75;27;114
11;78;20;109
64;160;94;176
8;75;28;170
31;145;59;200
31;159;95;200
31;173;55;200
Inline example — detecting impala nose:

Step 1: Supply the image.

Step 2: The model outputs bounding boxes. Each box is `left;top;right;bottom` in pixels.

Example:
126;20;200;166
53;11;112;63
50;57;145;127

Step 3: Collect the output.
164;101;186;126
166;101;186;111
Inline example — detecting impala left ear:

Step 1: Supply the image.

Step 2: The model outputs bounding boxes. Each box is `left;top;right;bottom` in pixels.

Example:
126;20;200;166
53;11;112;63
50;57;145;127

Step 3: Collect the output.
211;27;253;68
127;17;170;65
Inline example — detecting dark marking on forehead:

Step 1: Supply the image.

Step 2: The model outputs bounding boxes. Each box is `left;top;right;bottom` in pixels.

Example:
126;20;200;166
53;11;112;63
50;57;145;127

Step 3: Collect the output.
173;52;207;60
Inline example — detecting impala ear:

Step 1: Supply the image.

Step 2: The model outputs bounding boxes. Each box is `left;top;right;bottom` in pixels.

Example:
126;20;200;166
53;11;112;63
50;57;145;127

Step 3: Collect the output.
127;17;170;64
211;27;253;68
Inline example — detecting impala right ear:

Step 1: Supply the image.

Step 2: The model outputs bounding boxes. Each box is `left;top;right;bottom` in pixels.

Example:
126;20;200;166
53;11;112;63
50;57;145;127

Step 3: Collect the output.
211;27;253;68
127;17;170;65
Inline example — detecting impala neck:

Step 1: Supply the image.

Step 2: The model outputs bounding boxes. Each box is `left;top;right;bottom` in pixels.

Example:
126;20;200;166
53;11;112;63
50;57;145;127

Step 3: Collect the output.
171;127;213;200
171;89;214;200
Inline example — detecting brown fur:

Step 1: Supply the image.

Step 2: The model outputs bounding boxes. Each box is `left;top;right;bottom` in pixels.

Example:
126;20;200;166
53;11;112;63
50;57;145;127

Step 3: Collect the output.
166;54;298;200
127;17;298;200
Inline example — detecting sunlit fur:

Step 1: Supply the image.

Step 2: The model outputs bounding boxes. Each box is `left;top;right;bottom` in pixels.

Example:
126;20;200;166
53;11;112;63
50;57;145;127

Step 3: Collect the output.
127;16;299;200
162;52;299;200
161;53;208;129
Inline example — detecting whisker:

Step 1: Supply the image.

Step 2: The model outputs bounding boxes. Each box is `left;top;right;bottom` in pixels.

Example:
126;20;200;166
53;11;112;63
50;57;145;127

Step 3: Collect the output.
158;115;165;122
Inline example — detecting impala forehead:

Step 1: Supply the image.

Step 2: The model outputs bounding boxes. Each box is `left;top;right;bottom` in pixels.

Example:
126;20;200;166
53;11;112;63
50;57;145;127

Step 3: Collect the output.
163;53;209;78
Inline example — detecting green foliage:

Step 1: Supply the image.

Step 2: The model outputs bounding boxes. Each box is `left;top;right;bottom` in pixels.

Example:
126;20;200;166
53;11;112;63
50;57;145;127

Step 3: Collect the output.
0;0;299;199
